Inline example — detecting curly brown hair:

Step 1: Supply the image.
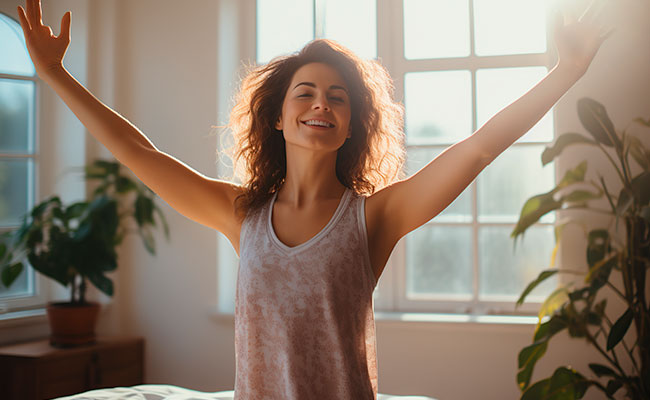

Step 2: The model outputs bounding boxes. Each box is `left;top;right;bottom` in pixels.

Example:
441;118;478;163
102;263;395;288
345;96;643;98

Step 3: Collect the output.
221;39;406;221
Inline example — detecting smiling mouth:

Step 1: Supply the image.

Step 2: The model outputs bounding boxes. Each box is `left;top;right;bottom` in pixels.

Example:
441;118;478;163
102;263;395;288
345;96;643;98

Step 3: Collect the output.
302;119;336;128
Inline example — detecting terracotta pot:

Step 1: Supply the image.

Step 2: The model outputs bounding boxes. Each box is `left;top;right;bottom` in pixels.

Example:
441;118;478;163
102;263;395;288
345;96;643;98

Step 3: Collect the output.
46;301;101;348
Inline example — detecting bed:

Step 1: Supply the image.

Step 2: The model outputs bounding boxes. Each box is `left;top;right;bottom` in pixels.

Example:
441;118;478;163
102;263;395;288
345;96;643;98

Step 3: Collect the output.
52;384;438;399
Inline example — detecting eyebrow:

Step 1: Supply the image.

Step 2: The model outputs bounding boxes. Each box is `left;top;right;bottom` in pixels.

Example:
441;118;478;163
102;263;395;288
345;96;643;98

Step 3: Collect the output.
293;82;348;94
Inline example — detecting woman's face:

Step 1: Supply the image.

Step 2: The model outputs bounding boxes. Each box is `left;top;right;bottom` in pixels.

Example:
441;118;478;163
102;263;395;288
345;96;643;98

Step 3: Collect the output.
276;62;352;152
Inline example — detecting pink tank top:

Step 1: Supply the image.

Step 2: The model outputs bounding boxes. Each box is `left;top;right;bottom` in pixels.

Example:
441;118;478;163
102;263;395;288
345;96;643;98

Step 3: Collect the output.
235;187;378;399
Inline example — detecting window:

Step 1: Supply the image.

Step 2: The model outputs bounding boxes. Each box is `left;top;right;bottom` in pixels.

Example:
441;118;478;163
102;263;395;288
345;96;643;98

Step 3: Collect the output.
218;0;560;317
0;12;45;312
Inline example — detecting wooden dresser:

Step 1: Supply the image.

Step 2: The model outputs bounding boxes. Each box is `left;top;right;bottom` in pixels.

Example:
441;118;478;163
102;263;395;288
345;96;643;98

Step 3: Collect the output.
0;336;144;400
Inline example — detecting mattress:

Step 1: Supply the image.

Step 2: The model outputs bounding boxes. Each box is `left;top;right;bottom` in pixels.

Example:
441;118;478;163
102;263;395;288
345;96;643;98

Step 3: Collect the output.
52;384;437;399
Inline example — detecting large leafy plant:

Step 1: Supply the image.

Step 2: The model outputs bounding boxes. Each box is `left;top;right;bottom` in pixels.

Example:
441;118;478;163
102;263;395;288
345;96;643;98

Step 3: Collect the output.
512;98;650;399
0;159;170;304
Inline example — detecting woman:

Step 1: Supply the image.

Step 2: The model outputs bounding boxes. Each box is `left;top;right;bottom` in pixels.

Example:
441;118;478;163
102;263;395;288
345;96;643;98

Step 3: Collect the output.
16;0;614;398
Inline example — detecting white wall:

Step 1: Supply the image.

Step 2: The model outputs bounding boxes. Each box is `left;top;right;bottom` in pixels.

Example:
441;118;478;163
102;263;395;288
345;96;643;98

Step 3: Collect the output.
1;0;649;398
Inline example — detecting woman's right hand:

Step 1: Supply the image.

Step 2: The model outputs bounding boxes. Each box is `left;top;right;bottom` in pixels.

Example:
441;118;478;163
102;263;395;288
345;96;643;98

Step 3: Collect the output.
16;0;72;79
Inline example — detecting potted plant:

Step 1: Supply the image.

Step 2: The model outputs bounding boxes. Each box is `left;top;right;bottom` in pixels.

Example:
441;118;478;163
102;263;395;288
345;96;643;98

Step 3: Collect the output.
0;159;170;347
511;97;649;399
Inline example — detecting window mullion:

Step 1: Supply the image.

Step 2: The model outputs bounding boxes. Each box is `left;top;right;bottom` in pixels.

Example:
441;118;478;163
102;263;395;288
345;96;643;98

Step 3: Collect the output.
314;0;324;38
469;0;479;315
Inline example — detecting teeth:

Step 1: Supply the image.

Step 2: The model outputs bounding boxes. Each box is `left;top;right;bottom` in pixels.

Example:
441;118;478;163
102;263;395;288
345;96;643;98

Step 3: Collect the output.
305;120;333;128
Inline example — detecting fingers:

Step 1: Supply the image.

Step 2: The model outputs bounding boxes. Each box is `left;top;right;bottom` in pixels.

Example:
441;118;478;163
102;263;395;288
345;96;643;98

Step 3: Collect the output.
600;26;617;42
579;0;607;24
33;0;43;26
57;11;71;42
16;6;32;33
24;0;42;30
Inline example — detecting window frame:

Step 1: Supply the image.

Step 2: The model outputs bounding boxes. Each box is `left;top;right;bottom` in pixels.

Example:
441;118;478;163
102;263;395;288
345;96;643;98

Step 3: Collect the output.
0;12;51;313
376;0;558;316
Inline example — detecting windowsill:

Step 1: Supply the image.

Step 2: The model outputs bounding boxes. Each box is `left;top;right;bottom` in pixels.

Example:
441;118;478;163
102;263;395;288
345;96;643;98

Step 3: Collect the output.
0;303;113;328
0;308;48;328
210;307;545;327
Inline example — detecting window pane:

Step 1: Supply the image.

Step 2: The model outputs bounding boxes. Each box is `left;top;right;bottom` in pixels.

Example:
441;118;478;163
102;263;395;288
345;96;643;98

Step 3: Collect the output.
403;0;470;60
404;70;472;145
477;145;555;224
256;0;314;64
479;225;557;301
0;78;34;154
406;225;473;298
0;158;31;227
477;66;553;142
406;147;472;222
474;0;547;56
324;0;376;59
0;14;35;76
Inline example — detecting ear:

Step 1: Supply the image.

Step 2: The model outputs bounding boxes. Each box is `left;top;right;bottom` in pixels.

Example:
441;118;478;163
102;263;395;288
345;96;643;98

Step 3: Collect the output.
275;116;282;131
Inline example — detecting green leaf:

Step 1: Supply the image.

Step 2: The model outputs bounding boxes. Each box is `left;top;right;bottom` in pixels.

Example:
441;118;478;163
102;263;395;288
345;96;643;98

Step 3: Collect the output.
626;134;649;171
52;206;65;220
605;379;623;396
631;170;650;206
632;116;650;129
84;163;111;179
588;363;618;378
31;196;61;218
586;230;611;266
534;314;569;342
135;195;155;227
519;340;548;369
615;188;634;223
559;189;602;204
584;251;617;284
541;133;598;166
1;262;24;288
115;176;138;194
65;202;87;220
153;206;170;239
73;220;92;241
568;286;590;303
546;367;590;399
585;311;601;326
594;299;607;317
511;162;589;243
141;226;155;254
577;97;622;150
521;378;550;399
557;161;589;188
607;307;633;351
511;191;563;242
86;272;114;297
536;287;569;333
90;159;120;175
93;182;111;197
516;269;558;307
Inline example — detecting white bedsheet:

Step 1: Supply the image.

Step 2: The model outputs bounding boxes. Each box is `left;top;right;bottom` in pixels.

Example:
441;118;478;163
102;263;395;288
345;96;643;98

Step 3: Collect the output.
53;384;437;399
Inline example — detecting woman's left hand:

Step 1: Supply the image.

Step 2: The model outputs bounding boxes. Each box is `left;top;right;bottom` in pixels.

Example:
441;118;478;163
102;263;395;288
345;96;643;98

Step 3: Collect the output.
553;0;616;78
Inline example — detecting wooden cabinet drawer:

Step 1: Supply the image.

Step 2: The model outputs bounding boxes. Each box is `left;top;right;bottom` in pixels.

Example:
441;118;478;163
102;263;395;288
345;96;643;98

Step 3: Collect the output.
0;336;145;400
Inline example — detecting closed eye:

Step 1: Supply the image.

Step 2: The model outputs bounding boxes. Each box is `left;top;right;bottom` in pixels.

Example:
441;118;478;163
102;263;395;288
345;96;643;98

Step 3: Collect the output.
330;96;345;102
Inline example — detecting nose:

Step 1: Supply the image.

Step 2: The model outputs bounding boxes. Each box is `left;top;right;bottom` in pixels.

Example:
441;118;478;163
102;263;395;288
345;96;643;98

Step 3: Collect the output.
311;94;330;112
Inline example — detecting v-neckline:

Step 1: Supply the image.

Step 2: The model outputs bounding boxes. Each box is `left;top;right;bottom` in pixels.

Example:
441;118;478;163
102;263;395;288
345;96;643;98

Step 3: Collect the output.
268;188;351;255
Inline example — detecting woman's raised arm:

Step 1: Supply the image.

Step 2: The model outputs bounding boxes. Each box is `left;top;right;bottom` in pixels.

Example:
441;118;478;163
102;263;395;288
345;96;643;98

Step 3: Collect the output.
368;1;615;247
16;0;244;244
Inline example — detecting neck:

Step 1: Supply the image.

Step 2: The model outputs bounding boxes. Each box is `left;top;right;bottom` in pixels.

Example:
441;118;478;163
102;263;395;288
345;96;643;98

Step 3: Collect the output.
279;143;346;208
